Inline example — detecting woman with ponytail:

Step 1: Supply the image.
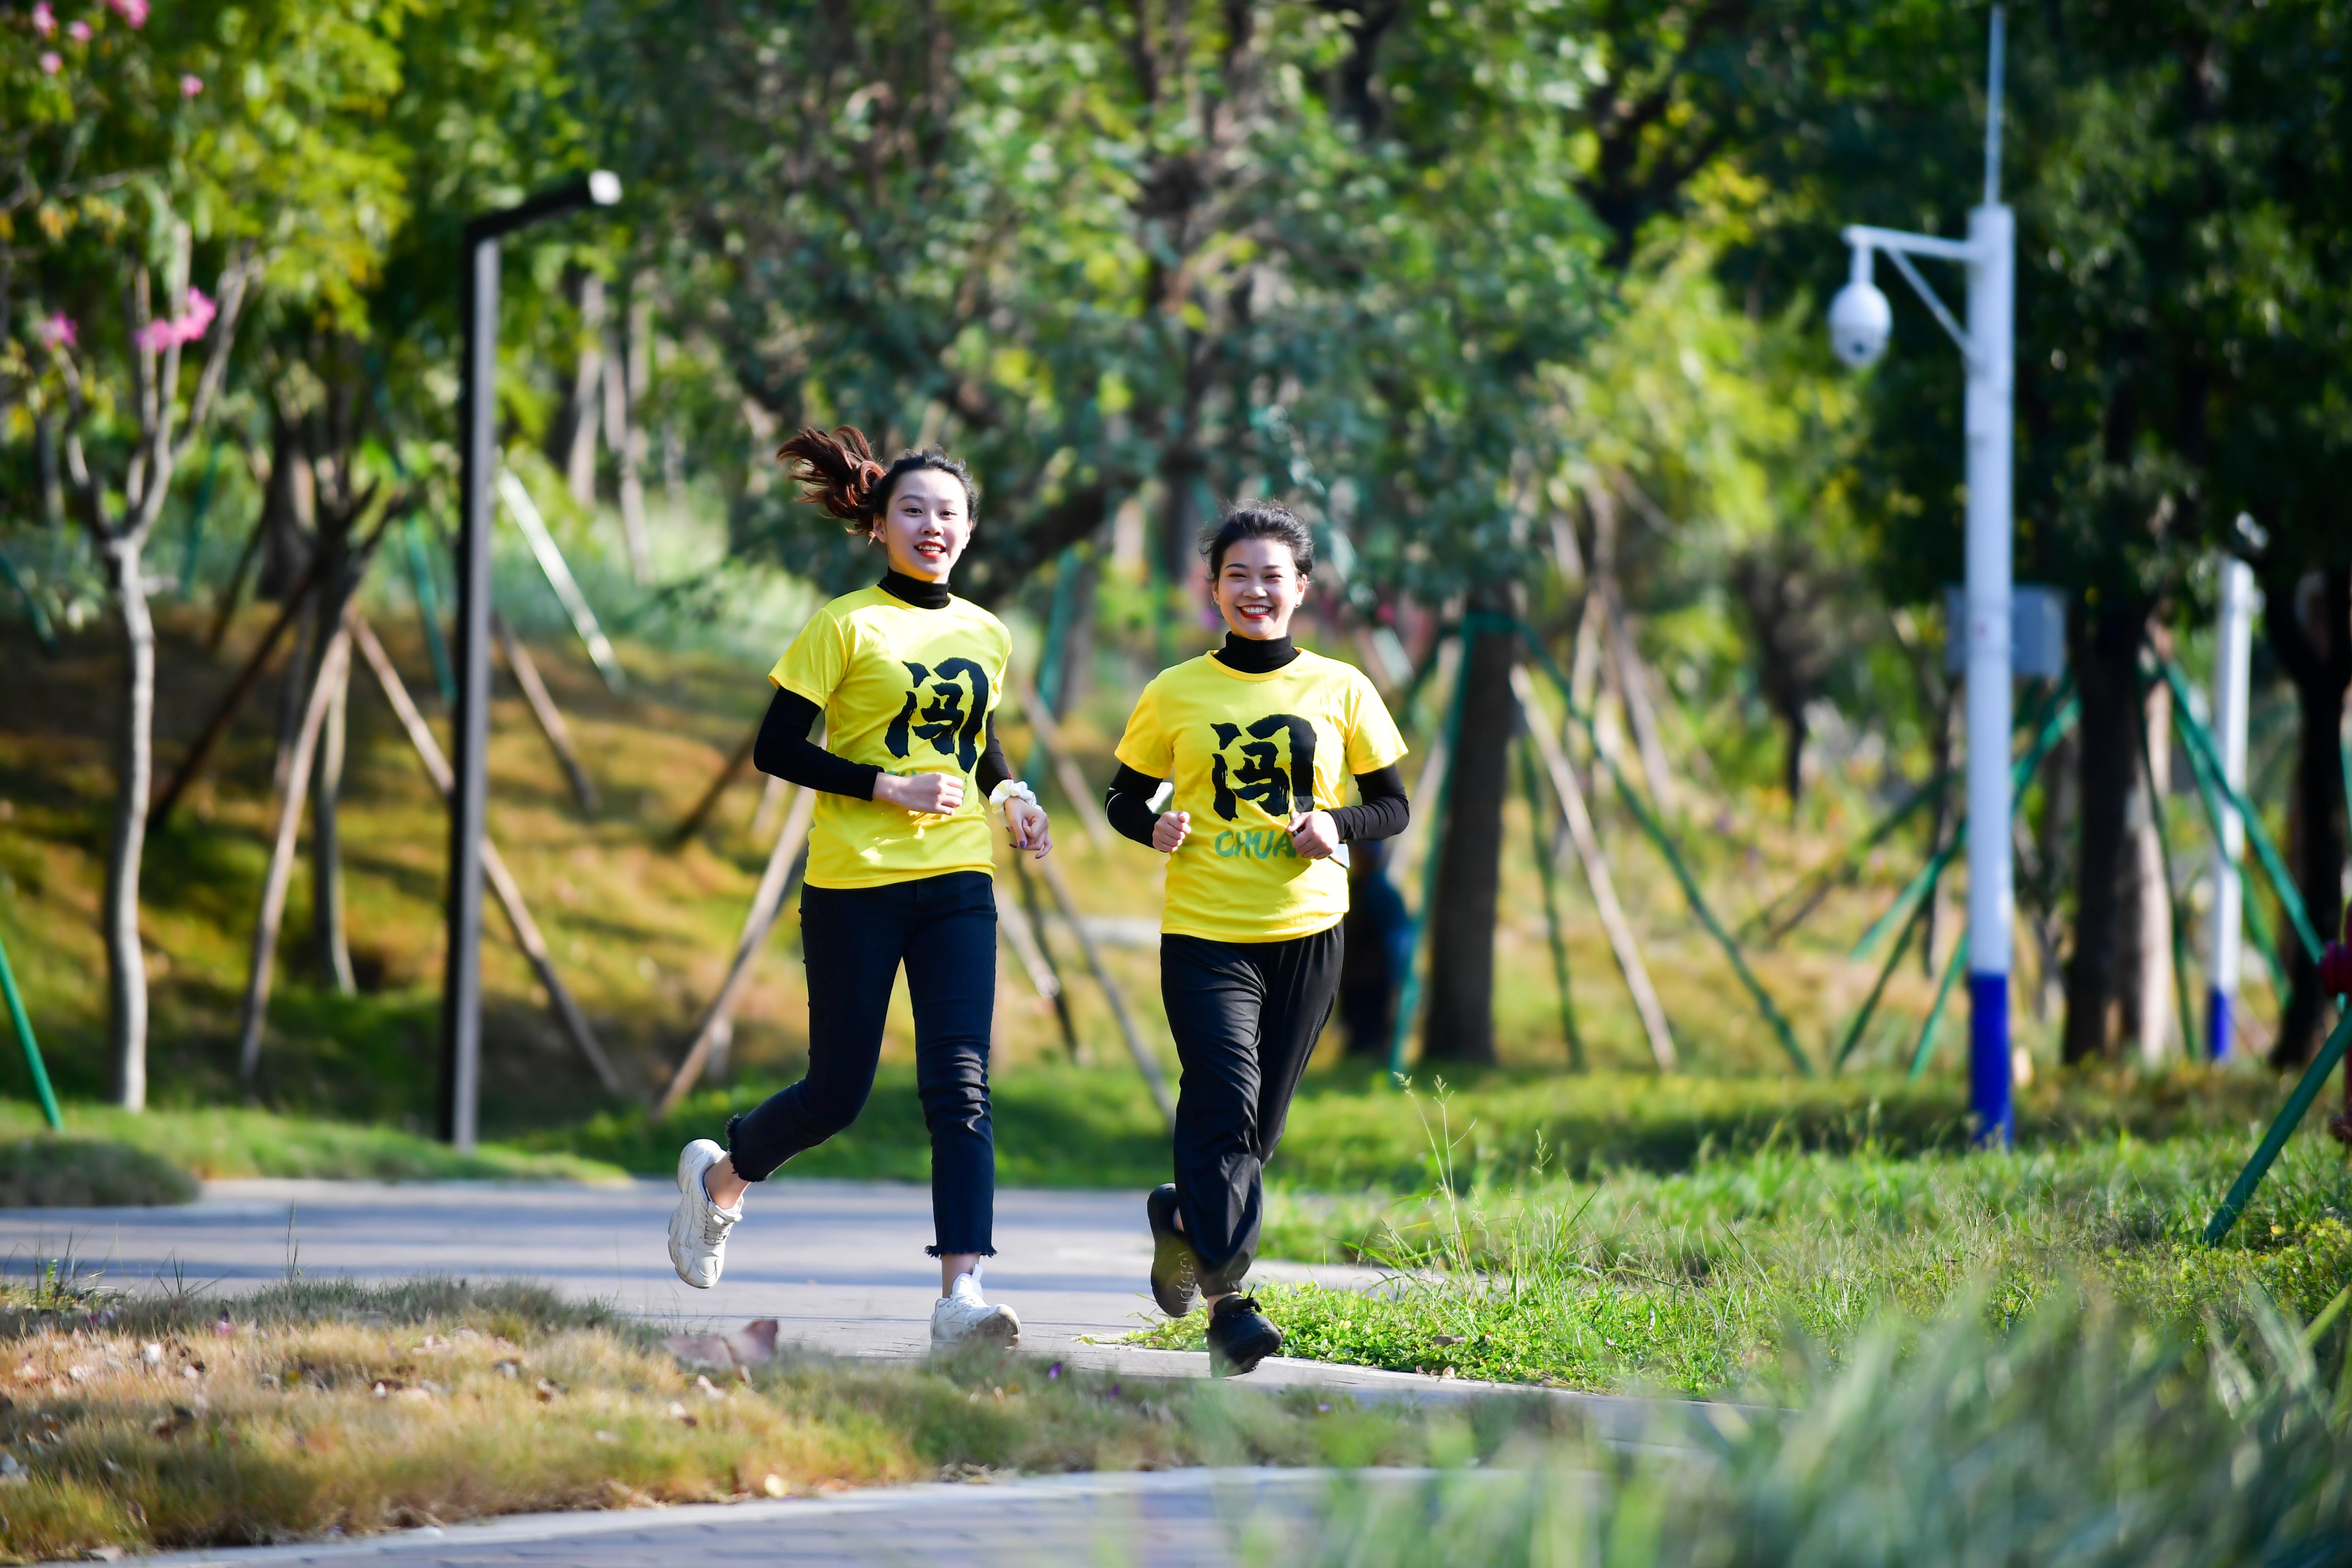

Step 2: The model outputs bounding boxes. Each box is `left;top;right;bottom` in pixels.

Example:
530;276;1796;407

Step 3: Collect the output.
1104;504;1410;1375
667;427;1050;1349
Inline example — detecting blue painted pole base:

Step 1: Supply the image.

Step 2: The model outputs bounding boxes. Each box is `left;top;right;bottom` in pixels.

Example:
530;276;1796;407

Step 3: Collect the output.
1969;972;2012;1147
2206;987;2234;1062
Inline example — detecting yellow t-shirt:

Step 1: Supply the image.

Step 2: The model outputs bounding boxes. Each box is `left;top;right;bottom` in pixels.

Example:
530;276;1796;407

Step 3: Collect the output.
768;586;1012;889
1114;648;1408;942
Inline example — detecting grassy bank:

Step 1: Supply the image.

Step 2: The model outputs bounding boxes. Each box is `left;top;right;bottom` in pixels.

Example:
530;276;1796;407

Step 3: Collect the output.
0;1103;627;1190
0;1276;1555;1563
1132;1127;2352;1395
3;1277;2344;1564
1298;1291;2352;1567
536;1058;2297;1191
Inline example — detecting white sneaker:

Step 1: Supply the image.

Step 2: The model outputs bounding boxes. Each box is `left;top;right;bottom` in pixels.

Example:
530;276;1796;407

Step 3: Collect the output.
930;1275;1020;1350
667;1139;741;1289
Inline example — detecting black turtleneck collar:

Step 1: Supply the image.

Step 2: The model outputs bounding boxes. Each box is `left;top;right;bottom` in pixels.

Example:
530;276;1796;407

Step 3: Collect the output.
879;569;951;610
1213;632;1298;674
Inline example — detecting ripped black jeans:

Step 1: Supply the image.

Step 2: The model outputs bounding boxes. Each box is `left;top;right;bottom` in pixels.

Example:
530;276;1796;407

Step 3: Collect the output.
724;871;997;1257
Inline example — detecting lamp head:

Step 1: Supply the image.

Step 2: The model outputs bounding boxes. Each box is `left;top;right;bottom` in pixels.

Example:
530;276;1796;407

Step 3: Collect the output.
1829;275;1892;369
587;170;622;207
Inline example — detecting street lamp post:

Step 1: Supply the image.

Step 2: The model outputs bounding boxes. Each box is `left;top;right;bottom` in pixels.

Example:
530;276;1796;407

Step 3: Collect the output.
1827;8;2017;1143
443;171;621;1151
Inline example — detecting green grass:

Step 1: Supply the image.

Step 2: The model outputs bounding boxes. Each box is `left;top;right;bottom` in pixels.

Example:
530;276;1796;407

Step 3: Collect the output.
0;1102;627;1186
1300;1288;2352;1566
532;1057;2298;1192
0;1137;196;1207
1131;1118;2352;1397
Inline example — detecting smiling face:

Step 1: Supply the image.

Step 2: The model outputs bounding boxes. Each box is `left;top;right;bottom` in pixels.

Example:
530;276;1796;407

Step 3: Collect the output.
1211;536;1309;642
871;467;973;582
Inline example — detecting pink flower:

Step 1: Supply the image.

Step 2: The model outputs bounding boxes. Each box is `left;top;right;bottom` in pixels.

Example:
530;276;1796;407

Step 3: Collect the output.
180;73;202;97
31;3;56;37
37;313;78;350
38;49;60;73
133;287;216;354
66;18;89;42
105;0;147;26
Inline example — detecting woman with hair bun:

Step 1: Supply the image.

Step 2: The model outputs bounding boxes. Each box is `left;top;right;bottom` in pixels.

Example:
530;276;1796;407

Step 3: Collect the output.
666;426;1050;1350
1104;504;1410;1375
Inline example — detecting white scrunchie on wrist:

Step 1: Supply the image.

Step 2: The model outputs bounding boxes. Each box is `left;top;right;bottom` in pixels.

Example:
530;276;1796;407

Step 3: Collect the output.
988;779;1038;816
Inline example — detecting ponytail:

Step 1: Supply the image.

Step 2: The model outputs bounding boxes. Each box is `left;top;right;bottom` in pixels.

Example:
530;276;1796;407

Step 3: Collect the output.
776;425;976;534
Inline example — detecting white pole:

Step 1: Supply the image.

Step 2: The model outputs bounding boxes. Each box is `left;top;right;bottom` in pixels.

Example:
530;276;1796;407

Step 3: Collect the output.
2206;553;2257;1059
1964;7;2015;1143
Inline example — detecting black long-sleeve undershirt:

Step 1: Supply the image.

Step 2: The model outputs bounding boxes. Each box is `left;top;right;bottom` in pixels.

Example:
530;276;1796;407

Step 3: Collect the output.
754;688;1010;800
1103;762;1408;848
750;569;1011;801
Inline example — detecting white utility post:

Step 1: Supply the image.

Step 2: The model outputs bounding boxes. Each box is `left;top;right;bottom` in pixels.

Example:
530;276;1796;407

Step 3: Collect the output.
1827;7;2016;1142
2205;552;2258;1059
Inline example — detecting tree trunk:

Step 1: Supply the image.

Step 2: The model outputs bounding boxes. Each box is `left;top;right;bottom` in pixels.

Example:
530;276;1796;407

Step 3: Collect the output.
2118;657;2174;1062
602;278;651;583
559;270;606;506
1420;623;1517;1065
2061;598;2147;1064
2264;564;2351;1067
104;538;155;1110
310;640;356;994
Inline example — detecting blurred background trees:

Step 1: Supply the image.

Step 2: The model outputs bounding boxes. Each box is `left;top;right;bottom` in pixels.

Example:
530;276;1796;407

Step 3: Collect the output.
5;0;2348;1107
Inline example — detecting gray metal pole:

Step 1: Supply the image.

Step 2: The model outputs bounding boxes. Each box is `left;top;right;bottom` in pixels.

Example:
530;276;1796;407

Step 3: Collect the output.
441;233;498;1153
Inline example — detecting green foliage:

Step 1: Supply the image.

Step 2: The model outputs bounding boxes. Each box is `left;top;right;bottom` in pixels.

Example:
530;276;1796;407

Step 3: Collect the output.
0;1101;624;1185
0;1135;193;1207
1302;1290;2352;1567
1132;1124;2352;1398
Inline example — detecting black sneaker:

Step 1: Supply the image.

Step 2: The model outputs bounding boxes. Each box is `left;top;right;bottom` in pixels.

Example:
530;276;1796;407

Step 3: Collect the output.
1204;1295;1282;1377
1146;1184;1200;1319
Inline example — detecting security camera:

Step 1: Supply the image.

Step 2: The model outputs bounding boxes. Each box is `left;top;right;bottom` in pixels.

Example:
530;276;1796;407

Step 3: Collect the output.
1829;275;1892;369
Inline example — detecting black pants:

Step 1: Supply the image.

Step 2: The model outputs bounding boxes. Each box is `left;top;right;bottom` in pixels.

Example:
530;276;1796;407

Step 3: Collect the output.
1161;925;1344;1293
726;870;997;1258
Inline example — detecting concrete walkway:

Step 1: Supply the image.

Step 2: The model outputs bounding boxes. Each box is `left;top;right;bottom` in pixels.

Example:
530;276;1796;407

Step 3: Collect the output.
122;1469;1479;1566
0;1177;1704;1435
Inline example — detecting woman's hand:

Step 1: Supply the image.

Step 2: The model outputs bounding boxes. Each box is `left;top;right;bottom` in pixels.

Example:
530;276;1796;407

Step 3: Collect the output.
1288;808;1341;860
1152;810;1192;854
1004;797;1054;858
874;772;964;815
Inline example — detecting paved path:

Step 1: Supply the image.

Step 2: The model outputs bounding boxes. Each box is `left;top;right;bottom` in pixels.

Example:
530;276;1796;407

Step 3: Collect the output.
0;1177;1377;1365
125;1469;1480;1567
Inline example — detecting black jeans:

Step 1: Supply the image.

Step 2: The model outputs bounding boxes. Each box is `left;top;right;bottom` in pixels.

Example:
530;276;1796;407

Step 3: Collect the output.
1161;925;1345;1293
726;870;997;1258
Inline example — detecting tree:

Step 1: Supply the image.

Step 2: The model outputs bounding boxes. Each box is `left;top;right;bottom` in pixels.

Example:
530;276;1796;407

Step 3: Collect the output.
2202;0;2352;1066
10;0;405;1106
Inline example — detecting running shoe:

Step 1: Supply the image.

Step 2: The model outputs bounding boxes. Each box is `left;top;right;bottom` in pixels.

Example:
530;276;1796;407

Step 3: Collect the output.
1146;1183;1200;1318
667;1138;741;1289
931;1278;1021;1350
1204;1294;1282;1377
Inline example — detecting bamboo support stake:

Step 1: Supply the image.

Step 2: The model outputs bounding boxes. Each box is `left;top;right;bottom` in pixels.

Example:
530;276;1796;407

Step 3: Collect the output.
151;567;321;832
670;721;760;847
1014;679;1113;852
1033;850;1174;1121
495;471;625;691
1513;665;1679;1071
749;774;788;843
993;879;1061;1002
653;784;819;1117
1012;851;1082;1059
237;628;349;1086
493;612;600;815
351;617;624;1095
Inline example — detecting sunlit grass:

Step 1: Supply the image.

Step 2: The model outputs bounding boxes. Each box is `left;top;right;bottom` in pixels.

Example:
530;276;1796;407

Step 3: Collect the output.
1130;1118;2352;1397
0;1276;1559;1563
